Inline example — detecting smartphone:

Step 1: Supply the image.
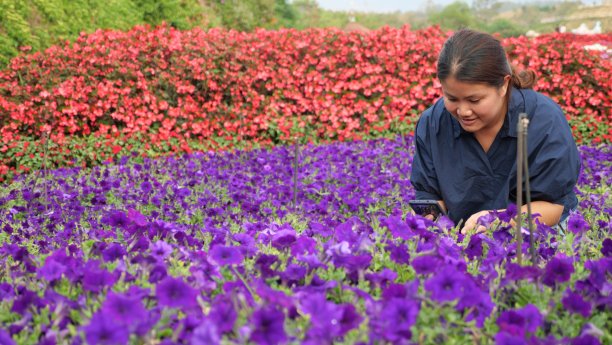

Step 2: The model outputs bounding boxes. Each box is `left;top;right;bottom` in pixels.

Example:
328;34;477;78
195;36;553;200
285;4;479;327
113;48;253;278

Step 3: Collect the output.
408;199;446;220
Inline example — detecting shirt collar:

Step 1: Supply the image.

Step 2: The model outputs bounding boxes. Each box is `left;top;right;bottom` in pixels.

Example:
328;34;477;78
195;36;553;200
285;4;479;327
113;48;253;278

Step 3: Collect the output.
451;87;524;139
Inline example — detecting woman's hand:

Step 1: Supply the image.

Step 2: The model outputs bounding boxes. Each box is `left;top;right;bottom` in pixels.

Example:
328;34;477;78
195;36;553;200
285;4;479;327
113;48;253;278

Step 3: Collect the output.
460;210;491;234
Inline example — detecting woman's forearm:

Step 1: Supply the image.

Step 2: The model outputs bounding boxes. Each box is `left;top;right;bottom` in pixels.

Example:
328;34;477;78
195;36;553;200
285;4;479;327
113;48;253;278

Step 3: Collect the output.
517;200;564;227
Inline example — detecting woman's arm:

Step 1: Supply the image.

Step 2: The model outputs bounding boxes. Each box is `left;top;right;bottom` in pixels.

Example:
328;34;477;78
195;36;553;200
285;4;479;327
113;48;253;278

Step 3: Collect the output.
460;200;564;234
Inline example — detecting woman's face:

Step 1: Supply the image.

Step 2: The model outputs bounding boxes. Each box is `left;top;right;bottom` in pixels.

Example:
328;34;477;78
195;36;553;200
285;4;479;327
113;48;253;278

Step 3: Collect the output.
441;76;510;136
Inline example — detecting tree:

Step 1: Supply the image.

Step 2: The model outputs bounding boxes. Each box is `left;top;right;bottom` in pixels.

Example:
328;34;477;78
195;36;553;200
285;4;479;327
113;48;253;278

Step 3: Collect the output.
428;2;476;31
486;19;525;37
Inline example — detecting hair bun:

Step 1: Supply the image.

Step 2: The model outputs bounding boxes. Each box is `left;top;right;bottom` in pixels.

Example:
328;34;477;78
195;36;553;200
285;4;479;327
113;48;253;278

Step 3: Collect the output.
511;67;537;89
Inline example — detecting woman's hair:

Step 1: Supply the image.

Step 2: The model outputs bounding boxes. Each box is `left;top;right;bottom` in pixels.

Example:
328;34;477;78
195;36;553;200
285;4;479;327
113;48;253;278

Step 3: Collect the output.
437;29;536;89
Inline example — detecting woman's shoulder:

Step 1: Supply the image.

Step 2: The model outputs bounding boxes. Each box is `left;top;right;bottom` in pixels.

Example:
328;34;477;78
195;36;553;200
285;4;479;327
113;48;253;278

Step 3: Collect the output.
521;89;564;117
519;89;576;145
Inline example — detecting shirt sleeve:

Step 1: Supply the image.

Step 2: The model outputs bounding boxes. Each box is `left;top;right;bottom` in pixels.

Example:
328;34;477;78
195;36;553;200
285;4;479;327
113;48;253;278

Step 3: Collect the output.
410;114;442;200
524;100;580;206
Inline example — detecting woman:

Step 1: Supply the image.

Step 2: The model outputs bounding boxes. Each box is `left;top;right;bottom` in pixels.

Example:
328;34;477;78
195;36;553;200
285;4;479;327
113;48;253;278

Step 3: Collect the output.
410;29;580;234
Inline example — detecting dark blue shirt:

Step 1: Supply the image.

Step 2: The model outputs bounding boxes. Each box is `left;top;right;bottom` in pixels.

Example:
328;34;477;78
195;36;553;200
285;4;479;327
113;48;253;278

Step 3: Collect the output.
410;88;580;225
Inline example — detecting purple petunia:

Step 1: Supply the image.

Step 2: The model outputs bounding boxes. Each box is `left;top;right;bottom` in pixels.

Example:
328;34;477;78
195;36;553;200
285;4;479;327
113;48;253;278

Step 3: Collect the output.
375;297;420;342
271;228;297;250
424;265;467;302
209;245;244;266
100;292;148;327
383;215;417;241
496;310;527;337
494;331;525;345
155;276;198;309
411;255;442;275
82;312;130;345
567;213;589;234
601;238;612;257
150;240;173;259
455;280;494;328
300;293;344;341
386;241;411;265
542;255;575;287
209;294;238;334
101;243;127;262
465;234;484;260
496;304;543;338
0;328;15;345
191;319;221;345
249;305;287;345
571;335;601;345
38;257;66;282
82;261;117;293
562;289;592;317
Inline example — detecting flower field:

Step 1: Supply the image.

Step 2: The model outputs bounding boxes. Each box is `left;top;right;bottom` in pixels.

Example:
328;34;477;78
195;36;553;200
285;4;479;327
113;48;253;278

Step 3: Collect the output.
0;24;611;344
0;26;611;181
0;136;610;344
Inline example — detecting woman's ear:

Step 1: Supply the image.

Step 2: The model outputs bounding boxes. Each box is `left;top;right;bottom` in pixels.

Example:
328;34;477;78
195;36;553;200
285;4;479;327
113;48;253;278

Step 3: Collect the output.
501;75;511;96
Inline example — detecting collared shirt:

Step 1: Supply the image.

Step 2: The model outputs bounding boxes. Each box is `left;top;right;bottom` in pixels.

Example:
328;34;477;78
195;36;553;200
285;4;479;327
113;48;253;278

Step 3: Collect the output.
410;87;580;225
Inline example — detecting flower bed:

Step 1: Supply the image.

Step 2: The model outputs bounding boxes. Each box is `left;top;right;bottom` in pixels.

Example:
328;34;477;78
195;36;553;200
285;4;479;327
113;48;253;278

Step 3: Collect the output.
0;26;610;181
0;137;610;344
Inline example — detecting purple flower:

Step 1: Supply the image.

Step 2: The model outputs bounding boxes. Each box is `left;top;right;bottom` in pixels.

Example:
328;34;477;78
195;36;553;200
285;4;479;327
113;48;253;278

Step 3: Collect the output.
571;335;601;345
271;229;297;250
155;276;197;309
337;304;363;336
127;208;148;227
101;243;127;262
101;292;148;326
11;288;43;315
140;180;153;194
82;262;117;293
383;215;416;240
209;295;237;334
300;293;343;340
209;245;244;266
465;234;484;260
0;328;15;345
376;297;420;342
504;263;542;283
0;283;14;301
82;312;130;345
290;236;317;256
496;310;526;337
249;305;287;345
542;255;574;287
332;253;372;272
494;332;526;345
38;258;66;282
386;242;410;264
411;255;442;275
456;281;494;328
150;240;173;259
516;304;543;333
601;238;612;257
280;264;306;285
567;213;589;234
497;204;518;223
149;264;168;284
104;210;130;228
191;319;221;345
497;304;542;338
424;265;467;302
562;289;592;317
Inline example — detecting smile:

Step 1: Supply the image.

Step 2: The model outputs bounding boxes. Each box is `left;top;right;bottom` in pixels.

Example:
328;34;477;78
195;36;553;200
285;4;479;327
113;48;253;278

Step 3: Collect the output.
459;117;477;126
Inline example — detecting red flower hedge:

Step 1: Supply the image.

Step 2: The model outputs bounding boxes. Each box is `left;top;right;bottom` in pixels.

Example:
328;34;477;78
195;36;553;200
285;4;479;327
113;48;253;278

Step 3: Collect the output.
0;25;610;179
